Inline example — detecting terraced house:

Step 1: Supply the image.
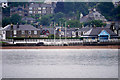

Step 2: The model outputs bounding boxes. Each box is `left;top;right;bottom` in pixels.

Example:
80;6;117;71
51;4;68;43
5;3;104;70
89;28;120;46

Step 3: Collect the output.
2;23;119;42
10;2;56;17
2;24;40;39
28;3;55;16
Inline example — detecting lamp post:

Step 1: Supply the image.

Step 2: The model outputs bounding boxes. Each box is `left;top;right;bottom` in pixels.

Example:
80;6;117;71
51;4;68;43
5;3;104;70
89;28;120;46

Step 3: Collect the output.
54;22;56;45
65;22;67;42
11;24;13;37
59;21;62;43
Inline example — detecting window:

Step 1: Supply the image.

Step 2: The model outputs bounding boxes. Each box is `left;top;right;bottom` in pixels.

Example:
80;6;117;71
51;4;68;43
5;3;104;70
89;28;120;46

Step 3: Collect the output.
42;10;46;13
78;31;81;36
29;31;31;34
92;37;95;40
22;31;25;34
19;14;22;16
72;31;75;35
51;10;53;13
61;31;64;35
38;11;41;14
43;7;46;9
29;7;32;10
38;7;41;10
34;31;37;34
29;11;32;14
14;30;17;35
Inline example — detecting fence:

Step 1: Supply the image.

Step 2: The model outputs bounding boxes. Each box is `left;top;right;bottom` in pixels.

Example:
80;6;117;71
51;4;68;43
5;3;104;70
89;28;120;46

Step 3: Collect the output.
5;39;120;45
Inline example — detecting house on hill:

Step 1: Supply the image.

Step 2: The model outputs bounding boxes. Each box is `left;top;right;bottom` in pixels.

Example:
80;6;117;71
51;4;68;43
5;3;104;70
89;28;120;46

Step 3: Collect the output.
22;17;35;24
80;8;107;23
10;5;28;17
28;3;55;16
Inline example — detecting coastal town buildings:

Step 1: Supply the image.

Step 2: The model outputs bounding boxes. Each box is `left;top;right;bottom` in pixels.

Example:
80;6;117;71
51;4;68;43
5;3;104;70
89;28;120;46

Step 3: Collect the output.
10;5;28;17
106;21;120;37
113;1;120;7
2;24;40;39
10;2;56;17
22;17;35;24
28;3;55;16
80;8;107;23
2;24;119;42
82;27;118;41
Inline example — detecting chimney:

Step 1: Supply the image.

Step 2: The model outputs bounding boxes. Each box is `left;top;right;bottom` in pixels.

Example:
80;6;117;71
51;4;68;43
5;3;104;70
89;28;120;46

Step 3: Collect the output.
94;25;96;28
11;24;13;30
17;23;19;28
82;25;84;28
102;25;104;28
36;23;38;28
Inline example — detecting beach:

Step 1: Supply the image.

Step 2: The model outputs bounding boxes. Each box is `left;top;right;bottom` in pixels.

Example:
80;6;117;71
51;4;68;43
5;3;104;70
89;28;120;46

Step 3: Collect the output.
1;45;120;49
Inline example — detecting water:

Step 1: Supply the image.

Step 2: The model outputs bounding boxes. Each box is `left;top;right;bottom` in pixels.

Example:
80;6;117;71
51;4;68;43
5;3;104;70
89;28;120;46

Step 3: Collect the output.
1;49;118;78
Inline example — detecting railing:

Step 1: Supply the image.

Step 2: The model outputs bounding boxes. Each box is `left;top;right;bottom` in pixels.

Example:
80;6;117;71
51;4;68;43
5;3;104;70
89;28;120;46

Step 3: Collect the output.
5;39;120;45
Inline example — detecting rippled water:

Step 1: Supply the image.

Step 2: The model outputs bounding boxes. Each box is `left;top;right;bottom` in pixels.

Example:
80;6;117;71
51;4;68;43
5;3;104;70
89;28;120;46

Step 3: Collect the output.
1;49;119;78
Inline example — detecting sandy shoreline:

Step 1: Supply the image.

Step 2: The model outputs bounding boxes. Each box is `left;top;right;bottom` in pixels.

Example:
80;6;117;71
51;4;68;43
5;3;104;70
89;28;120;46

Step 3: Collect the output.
1;45;120;49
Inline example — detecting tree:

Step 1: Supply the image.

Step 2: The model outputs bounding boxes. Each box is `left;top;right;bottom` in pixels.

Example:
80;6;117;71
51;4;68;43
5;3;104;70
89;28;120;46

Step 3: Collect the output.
2;17;11;27
111;5;120;21
10;14;22;24
40;15;50;26
54;12;65;23
54;2;64;13
8;2;28;7
67;20;81;28
97;2;114;20
2;7;10;17
84;20;106;27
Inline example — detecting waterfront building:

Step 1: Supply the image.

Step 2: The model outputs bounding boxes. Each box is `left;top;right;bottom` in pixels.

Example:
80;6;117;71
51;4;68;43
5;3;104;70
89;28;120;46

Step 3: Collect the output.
2;24;40;39
82;27;118;41
2;24;118;41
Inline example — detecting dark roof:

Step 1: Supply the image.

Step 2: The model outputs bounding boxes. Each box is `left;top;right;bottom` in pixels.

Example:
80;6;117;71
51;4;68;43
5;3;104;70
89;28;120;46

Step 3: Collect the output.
115;22;120;30
77;27;92;32
83;27;117;36
3;25;40;31
41;3;53;8
29;3;39;8
105;24;111;28
80;11;107;23
29;3;53;8
22;17;35;21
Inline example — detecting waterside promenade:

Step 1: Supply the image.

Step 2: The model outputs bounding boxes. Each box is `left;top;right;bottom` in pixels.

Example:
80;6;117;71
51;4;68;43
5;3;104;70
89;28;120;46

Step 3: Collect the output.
1;45;120;49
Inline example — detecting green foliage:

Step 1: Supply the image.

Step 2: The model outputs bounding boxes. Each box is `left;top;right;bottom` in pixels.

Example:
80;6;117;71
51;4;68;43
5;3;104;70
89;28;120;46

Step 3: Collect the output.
111;5;120;20
67;20;81;28
97;2;115;20
55;2;89;16
2;7;10;17
21;21;26;25
84;20;106;27
8;2;28;7
2;14;22;27
97;2;114;15
48;34;54;38
40;15;50;26
2;17;11;27
10;14;22;24
54;12;66;24
54;2;64;13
